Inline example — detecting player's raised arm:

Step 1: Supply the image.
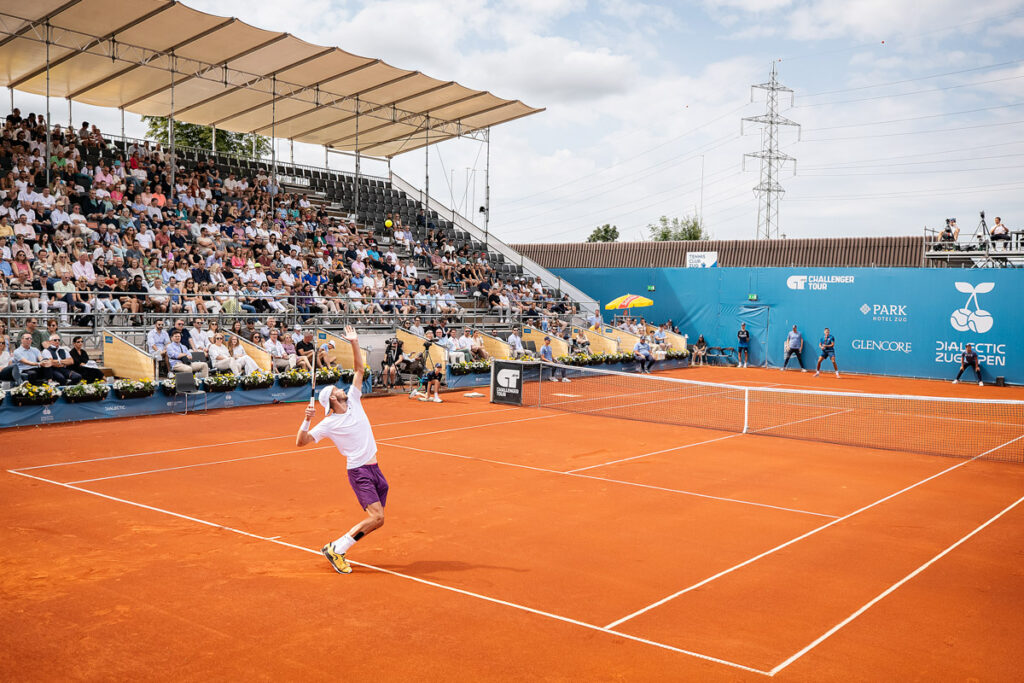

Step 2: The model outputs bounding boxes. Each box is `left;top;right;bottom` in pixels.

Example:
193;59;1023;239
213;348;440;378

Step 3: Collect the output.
296;402;316;447
342;325;364;388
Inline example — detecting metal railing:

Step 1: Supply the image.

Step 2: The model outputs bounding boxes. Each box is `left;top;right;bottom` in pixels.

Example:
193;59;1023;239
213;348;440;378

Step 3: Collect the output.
390;172;598;315
922;227;1024;268
0;289;577;340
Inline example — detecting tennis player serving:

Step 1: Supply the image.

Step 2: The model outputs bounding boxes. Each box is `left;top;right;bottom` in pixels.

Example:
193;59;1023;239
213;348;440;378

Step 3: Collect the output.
295;325;387;575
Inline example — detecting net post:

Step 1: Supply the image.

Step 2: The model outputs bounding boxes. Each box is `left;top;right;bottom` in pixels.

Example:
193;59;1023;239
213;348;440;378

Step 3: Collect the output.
742;388;750;434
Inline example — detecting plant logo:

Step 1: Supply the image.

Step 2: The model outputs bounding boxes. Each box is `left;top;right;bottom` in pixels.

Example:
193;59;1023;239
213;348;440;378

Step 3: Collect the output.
950;282;994;333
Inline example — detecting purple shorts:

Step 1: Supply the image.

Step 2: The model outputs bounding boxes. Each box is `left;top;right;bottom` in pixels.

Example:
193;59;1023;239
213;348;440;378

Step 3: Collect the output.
348;463;389;509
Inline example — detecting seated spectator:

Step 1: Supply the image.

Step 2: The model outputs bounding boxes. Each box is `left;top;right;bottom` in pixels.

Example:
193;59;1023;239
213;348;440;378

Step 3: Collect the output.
570;330;590;355
507;326;526;359
990;217;1010;248
69;335;105;382
167;329;209;378
0;333;48;384
317;340;337;369
692;334;708;366
633;335;655;375
42;334;81;385
296;331;316;368
417;363;443;403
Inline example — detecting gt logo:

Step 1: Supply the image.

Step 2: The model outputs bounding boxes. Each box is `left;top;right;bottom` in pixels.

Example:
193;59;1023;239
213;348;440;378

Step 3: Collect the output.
496;369;520;389
786;275;807;290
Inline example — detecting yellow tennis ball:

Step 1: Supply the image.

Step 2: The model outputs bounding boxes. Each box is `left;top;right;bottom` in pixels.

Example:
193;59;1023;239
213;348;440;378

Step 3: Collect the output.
385;219;393;228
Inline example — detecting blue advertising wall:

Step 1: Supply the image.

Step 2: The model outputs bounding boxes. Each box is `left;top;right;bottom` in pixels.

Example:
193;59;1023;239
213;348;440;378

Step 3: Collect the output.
551;267;1024;384
0;376;373;429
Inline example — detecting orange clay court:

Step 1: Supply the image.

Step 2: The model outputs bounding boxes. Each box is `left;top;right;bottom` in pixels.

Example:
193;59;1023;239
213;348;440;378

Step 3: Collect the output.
2;366;1023;681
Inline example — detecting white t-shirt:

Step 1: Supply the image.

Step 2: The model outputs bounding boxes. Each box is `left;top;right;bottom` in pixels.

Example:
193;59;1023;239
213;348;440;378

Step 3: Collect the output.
309;386;377;469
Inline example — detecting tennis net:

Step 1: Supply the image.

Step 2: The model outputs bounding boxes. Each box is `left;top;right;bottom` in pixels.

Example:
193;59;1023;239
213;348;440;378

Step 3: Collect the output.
493;361;1024;462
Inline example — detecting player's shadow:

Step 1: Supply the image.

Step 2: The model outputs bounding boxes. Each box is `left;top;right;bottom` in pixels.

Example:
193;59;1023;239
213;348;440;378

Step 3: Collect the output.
373;560;527;575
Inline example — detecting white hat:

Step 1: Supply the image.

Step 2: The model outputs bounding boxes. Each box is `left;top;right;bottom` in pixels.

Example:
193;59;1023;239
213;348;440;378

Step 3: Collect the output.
318;385;335;413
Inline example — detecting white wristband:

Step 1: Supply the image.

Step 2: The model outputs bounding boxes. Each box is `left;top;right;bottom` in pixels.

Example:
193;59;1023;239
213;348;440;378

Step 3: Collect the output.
301;419;311;432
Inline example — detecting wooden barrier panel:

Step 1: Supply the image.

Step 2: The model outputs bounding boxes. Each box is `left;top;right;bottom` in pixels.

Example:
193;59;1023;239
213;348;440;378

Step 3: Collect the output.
234;334;272;372
573;326;616;354
523;327;569;356
316;329;370;370
475;330;511;360
101;329;154;380
602;325;641;352
395;328;448;370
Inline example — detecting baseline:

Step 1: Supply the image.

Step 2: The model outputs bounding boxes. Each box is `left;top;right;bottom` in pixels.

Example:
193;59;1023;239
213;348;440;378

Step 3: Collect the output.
14;405;522;472
6;468;772;678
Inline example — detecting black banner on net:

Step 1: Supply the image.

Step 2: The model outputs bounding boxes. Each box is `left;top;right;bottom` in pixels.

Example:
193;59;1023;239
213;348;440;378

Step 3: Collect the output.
490;360;524;406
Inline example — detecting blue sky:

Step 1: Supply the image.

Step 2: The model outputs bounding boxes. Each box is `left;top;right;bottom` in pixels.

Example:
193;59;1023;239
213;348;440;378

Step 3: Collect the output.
18;0;1024;243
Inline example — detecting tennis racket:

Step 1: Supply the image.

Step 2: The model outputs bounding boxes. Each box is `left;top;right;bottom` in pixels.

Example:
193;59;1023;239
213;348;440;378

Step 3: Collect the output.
309;330;317;407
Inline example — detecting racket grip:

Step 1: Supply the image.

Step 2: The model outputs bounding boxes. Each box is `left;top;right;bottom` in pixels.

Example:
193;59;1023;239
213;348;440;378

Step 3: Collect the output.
308;397;316;407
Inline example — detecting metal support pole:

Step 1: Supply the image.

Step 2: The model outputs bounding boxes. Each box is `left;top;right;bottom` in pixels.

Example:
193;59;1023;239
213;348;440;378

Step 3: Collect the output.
324;145;328;168
168;56;175;200
44;22;51;186
211;125;216;153
8;87;12;112
68;99;72;128
484;127;490;248
424;115;430;219
119;107;124;138
354;97;360;220
270;75;277;218
289;138;294;165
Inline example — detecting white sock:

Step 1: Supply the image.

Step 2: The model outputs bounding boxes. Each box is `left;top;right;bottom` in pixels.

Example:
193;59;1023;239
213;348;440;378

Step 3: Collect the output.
332;534;357;554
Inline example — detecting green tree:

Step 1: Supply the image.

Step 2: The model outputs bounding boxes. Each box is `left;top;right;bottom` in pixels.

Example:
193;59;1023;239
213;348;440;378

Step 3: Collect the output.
141;116;271;157
586;224;619;242
647;215;708;241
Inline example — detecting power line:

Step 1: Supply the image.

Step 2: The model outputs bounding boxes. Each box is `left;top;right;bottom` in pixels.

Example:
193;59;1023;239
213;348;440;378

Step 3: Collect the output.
800;141;1024;168
800;57;1024;97
802;163;1024;176
804;101;1024;132
785;180;1024;201
803;118;1024;141
794;73;1024;108
500;103;751;205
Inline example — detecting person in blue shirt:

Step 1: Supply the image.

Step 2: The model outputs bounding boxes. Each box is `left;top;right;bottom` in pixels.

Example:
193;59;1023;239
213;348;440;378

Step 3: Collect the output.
167;330;209;378
539;336;569;382
633;336;655;374
814;327;840;378
736;323;750;368
781;324;805;371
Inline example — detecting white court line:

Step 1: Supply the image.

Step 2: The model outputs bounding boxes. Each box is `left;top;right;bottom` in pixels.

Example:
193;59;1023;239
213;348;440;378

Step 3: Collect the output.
770;492;1024;676
566;434;740;473
64;446;333;485
748;408;854;434
568;406;850;475
13;405;523;472
6;468;771;677
384;443;837;519
603;432;1024;630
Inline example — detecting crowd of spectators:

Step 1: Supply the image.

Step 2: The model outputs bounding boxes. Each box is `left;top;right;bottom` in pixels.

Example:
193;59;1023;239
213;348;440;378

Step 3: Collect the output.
0;108;574;338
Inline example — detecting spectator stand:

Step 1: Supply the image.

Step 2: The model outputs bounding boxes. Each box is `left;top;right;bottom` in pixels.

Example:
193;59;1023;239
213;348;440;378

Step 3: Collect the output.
102;330;155;380
316;328;370;371
474;330;512;360
524;326;570;356
923;225;1024;269
573;325;617;355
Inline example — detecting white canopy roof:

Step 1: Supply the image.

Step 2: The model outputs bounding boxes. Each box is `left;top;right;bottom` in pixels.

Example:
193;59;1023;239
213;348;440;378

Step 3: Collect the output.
0;0;543;157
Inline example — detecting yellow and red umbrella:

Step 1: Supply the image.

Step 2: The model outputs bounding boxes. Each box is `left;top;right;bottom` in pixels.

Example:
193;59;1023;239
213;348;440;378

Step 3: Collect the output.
604;294;654;310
